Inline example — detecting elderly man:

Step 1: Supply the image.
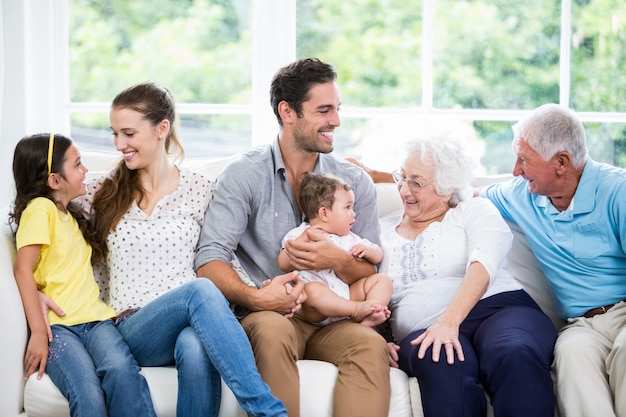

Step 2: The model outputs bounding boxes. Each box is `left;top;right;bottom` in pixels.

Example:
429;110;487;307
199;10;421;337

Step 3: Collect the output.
479;104;626;417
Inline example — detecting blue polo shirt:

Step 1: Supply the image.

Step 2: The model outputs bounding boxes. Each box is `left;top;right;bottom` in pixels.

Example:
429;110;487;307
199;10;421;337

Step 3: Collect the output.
481;158;626;319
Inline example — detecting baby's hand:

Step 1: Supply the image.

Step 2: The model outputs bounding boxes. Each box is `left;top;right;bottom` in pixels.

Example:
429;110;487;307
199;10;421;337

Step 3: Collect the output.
350;243;368;259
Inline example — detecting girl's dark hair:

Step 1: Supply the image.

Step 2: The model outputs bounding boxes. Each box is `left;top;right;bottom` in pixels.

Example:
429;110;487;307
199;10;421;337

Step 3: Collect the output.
90;81;182;260
299;172;351;221
9;133;102;261
270;58;337;126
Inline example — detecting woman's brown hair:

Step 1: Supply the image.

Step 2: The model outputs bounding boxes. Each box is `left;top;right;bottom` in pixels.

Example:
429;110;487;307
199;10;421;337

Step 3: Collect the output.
90;82;183;260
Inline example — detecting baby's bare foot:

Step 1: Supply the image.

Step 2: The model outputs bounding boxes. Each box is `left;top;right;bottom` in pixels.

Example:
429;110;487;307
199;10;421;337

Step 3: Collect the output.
351;302;375;323
362;305;391;327
353;304;390;327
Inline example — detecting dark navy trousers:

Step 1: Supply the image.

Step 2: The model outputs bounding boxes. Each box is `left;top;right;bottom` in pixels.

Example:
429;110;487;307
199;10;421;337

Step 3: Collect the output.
398;290;557;417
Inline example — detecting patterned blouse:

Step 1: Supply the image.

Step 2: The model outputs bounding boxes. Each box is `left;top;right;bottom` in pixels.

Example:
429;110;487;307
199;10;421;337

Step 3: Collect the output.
78;167;213;312
379;197;522;341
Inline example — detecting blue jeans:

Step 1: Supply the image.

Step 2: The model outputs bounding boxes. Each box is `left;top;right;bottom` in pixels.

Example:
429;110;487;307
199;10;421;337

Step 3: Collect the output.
116;279;286;417
46;320;155;417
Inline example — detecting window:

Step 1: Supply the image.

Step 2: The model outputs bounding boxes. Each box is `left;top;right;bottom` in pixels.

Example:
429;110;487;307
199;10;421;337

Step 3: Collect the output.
67;0;626;174
68;0;254;158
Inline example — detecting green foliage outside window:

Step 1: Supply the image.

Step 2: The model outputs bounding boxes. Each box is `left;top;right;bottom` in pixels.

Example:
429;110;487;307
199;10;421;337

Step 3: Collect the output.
69;0;626;172
69;0;251;103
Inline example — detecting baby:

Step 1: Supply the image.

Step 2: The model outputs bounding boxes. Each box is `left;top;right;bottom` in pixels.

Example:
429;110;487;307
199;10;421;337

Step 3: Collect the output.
278;172;391;327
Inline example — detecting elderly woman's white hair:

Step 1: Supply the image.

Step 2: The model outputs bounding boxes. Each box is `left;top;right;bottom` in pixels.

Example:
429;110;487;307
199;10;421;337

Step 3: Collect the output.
512;103;588;169
404;137;475;206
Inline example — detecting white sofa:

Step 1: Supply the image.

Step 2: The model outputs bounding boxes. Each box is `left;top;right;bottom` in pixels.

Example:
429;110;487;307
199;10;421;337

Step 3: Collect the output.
0;149;563;417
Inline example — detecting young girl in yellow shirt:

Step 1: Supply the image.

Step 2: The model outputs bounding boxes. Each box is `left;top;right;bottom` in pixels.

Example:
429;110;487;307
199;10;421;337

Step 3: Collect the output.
11;133;156;417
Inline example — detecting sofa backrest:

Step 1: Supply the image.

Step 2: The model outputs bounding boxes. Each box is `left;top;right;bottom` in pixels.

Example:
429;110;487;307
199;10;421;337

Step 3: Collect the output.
78;149;563;328
506;222;563;329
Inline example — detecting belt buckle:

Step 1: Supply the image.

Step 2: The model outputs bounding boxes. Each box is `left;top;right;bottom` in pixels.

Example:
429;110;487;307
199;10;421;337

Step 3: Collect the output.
583;303;615;319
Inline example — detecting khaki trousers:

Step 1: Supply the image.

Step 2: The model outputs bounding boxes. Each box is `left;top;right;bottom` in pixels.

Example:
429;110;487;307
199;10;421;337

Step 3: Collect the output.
554;301;626;417
241;311;391;417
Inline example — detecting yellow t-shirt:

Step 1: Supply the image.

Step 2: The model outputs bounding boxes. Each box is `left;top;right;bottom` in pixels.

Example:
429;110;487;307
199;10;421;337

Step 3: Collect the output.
16;197;115;326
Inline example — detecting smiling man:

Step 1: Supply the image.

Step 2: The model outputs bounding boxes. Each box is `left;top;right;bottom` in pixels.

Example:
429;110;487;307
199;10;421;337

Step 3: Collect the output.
480;103;626;417
195;58;390;417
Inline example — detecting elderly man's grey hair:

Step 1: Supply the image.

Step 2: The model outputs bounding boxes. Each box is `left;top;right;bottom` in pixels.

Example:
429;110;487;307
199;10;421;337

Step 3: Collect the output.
405;138;474;206
512;103;588;169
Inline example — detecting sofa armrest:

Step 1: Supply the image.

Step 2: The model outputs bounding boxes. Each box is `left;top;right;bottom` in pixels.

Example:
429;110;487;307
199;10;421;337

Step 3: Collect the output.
0;208;28;417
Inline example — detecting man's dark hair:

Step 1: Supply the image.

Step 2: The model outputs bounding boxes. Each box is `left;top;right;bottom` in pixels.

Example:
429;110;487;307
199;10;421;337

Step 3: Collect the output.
270;58;337;126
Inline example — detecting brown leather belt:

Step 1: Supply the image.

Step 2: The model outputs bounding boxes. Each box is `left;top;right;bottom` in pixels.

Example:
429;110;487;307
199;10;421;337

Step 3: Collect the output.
583;299;625;318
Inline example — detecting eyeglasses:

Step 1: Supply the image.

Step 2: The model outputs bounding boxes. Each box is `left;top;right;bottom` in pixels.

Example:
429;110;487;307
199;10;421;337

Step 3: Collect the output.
392;169;430;192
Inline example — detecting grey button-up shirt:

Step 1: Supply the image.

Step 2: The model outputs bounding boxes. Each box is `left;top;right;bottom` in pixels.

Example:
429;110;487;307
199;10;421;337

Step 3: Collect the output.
195;139;380;297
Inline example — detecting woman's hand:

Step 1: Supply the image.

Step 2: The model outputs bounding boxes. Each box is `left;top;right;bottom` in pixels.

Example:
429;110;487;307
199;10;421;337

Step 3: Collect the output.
387;342;400;368
411;262;489;364
411;320;464;365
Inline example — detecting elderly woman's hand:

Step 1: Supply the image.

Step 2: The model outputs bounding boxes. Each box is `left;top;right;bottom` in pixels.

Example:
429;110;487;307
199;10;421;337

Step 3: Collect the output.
411;319;465;365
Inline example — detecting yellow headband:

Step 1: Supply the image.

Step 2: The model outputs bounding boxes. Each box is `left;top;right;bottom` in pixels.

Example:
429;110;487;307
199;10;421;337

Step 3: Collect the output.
47;133;54;176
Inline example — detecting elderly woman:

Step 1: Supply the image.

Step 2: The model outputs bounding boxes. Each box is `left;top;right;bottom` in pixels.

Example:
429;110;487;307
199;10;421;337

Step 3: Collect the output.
381;138;557;417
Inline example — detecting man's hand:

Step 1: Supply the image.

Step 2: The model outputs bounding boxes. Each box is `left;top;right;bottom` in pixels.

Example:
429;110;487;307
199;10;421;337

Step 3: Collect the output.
283;226;345;271
254;271;306;317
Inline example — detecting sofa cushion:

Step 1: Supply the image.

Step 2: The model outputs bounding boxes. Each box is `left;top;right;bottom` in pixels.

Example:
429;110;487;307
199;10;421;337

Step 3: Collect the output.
23;361;412;417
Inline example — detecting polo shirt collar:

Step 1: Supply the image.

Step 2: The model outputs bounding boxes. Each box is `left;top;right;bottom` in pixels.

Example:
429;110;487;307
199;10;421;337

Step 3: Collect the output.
570;157;598;215
533;157;597;215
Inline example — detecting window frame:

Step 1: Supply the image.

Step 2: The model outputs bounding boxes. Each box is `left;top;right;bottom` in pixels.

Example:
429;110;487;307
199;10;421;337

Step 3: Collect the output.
49;0;626;152
3;0;624;206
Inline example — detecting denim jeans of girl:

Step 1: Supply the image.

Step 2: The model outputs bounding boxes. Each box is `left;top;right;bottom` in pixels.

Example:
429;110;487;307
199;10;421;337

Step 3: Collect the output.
116;278;287;417
46;320;155;417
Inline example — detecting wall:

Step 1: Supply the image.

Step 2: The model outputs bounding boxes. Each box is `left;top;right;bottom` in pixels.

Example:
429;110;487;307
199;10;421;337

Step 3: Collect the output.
1;0;70;208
